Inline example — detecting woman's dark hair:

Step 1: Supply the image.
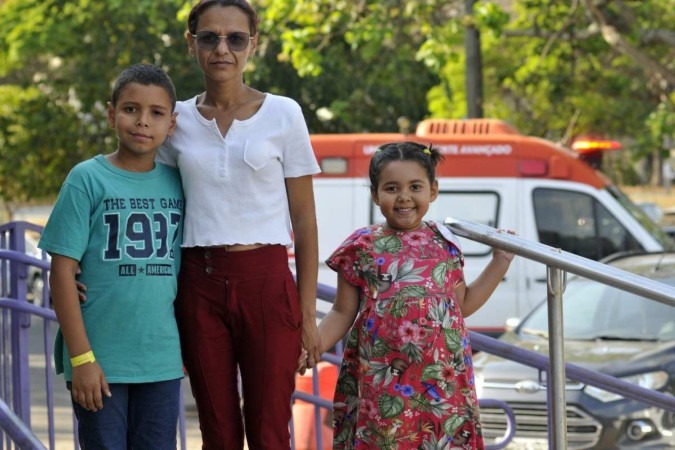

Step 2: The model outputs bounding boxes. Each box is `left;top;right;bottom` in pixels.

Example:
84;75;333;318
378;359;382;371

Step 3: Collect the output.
368;141;444;192
187;0;259;36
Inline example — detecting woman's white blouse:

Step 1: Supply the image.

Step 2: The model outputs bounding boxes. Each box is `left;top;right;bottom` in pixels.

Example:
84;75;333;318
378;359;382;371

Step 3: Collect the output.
157;93;321;248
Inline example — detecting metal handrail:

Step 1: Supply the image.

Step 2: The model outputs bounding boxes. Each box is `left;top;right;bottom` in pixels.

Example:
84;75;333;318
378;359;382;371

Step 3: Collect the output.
0;297;191;450
445;217;675;450
444;218;675;307
3;218;675;449
468;331;675;410
0;399;47;450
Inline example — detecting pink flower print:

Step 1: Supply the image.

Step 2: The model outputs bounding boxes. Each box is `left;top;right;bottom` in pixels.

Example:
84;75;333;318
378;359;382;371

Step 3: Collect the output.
403;231;431;248
398;320;421;343
441;365;456;383
358;234;374;247
418;326;431;342
359;398;378;419
333;255;351;269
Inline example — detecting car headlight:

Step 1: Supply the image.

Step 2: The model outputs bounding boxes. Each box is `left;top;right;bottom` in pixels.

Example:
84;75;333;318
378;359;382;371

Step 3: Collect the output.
584;370;669;403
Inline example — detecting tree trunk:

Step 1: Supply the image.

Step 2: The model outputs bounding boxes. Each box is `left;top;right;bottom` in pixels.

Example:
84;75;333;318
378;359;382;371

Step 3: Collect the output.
465;0;484;118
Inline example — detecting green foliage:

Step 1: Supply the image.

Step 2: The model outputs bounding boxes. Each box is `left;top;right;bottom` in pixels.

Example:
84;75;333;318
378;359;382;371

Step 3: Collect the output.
1;0;674;205
636;100;675;167
426;0;675;185
0;84;83;202
491;0;674;182
474;1;510;35
255;0;456;132
0;0;194;205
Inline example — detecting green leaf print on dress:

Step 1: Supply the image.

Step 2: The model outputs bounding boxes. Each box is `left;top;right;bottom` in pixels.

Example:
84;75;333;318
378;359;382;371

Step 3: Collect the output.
336;370;359;396
431;261;450;287
374;234;403;254
368;360;391;387
378;393;405;418
443;415;467;437
372;335;391;357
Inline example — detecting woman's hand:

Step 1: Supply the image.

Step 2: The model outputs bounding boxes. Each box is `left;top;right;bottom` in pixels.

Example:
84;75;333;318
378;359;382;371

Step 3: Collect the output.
75;266;87;302
297;348;308;375
301;317;321;370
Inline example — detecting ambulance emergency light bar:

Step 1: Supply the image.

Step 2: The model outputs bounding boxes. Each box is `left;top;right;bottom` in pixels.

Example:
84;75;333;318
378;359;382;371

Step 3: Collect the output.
571;139;622;153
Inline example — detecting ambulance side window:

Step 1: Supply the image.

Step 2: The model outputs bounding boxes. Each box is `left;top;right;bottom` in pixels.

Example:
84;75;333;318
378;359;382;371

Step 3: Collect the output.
533;188;643;261
432;192;500;256
371;191;499;256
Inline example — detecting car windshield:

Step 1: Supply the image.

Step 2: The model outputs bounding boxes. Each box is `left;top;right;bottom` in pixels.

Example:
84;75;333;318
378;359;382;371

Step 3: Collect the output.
608;185;675;251
519;275;675;342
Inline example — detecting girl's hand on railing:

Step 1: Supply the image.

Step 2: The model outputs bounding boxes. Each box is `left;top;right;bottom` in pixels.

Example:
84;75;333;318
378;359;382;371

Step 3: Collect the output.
494;229;517;263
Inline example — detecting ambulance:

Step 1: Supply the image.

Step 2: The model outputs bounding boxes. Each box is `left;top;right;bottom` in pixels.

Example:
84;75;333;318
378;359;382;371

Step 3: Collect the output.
301;118;674;336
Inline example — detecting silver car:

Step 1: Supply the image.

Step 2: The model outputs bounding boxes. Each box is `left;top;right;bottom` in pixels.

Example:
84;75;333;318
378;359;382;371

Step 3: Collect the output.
474;252;675;449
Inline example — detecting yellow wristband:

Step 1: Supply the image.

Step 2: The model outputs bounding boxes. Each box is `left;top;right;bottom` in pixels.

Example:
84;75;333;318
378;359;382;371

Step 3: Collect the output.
70;351;95;367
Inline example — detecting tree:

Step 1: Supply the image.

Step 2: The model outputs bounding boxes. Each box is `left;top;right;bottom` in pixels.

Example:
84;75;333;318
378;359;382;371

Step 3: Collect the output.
0;0;194;215
2;0;674;213
488;1;675;138
253;0;445;132
264;0;675;183
490;0;675;183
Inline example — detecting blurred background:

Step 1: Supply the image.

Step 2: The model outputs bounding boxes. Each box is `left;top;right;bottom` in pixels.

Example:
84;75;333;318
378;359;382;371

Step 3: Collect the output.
0;0;674;223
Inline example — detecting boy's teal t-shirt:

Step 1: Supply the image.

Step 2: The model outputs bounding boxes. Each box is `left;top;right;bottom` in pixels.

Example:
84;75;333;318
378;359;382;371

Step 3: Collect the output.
39;155;184;383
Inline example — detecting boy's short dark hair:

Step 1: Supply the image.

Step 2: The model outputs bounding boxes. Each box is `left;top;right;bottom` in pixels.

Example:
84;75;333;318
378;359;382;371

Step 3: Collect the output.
111;64;177;111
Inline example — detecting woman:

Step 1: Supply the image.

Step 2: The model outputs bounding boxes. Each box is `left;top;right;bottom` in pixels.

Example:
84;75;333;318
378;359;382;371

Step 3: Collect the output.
157;1;322;448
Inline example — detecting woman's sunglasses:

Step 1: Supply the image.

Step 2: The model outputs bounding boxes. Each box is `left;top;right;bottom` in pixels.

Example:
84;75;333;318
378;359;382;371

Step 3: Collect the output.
192;31;252;52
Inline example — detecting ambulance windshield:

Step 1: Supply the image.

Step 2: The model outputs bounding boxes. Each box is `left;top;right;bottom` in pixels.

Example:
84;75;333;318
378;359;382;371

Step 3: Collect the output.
608;186;675;251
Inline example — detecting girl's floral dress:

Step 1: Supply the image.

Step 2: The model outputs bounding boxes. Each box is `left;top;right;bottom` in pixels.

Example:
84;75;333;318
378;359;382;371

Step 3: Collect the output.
326;221;484;450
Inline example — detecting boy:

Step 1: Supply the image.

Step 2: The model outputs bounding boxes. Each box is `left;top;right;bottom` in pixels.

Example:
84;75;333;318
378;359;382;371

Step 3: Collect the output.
39;63;184;449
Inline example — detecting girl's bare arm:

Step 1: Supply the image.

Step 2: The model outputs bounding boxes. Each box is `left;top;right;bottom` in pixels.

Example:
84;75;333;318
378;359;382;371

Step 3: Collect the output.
318;273;359;353
455;231;516;317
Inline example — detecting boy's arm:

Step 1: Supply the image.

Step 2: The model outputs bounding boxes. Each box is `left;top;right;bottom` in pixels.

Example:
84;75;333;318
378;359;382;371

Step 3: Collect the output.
456;236;515;317
317;273;359;354
50;254;110;411
286;175;321;366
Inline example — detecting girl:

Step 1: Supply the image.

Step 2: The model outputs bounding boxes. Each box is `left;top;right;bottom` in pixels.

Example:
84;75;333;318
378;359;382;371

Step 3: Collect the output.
157;0;321;448
315;141;515;449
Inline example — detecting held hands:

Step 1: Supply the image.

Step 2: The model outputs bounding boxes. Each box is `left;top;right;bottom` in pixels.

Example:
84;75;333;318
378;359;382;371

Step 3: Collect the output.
494;229;517;263
297;348;309;375
301;316;321;371
71;362;111;412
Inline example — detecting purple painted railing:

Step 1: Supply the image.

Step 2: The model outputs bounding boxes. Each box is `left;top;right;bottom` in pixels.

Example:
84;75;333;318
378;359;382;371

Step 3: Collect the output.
0;398;46;449
4;218;672;450
0;221;515;449
0;221;191;450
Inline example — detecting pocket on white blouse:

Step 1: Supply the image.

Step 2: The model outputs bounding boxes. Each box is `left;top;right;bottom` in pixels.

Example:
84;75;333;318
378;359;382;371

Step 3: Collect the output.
243;141;274;171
